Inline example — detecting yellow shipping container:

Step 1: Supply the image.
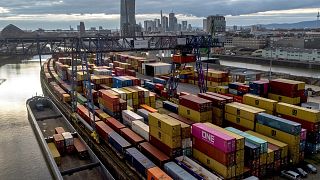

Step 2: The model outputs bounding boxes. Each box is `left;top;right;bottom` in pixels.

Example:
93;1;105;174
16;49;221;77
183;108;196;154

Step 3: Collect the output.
235;149;245;164
120;88;133;100
213;107;224;118
216;86;229;94
260;153;267;165
268;93;300;105
149;113;181;137
133;98;139;106
178;105;212;123
276;102;320;123
193;148;236;179
267;149;275;165
48;143;61;165
225;102;265;121
122;87;138;99
204;123;245;151
149;126;181;149
235;163;244;176
144;97;150;104
151;102;156;108
208;70;226;78
243;94;277;112
168;116;190;139
207;86;217;92
149;93;156;102
225;113;255;130
246;131;288;159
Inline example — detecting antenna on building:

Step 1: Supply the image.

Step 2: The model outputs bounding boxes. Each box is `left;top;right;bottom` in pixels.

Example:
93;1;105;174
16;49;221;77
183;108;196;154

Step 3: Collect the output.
317;10;320;29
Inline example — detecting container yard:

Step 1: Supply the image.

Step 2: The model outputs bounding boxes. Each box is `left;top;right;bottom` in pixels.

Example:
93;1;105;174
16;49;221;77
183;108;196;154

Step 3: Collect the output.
38;52;320;180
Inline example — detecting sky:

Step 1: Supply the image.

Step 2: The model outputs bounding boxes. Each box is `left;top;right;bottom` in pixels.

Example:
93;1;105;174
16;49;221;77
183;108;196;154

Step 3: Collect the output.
0;0;319;30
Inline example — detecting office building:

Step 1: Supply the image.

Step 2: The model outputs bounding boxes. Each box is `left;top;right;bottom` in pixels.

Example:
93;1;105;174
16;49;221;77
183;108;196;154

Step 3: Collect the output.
162;16;169;32
203;19;207;32
169;12;176;31
79;21;85;36
206;15;226;34
182;21;187;31
120;0;136;36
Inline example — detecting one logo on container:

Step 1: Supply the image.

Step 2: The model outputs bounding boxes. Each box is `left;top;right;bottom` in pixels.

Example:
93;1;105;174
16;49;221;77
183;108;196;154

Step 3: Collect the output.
202;130;215;144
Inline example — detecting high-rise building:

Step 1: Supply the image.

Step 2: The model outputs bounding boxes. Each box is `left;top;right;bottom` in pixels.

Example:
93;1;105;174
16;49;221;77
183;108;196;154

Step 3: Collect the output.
144;20;155;32
154;19;161;31
120;0;136;36
177;24;182;31
79;21;85;36
203;19;207;32
162;16;169;32
233;25;237;32
169;12;175;31
206;15;226;34
182;21;187;31
188;24;192;31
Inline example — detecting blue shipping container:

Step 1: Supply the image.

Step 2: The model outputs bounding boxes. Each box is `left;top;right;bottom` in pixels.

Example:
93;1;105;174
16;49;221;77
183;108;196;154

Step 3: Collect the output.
245;141;260;160
145;82;155;90
108;131;131;155
164;162;197;180
225;127;268;154
163;101;179;113
125;147;156;178
257;113;301;136
153;77;167;85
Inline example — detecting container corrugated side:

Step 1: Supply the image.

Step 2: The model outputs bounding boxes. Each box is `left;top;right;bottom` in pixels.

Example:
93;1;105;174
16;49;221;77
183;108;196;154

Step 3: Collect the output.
225;127;268;154
164;162;197;180
276;102;320;123
139;142;170;167
225;102;265;121
132;120;149;141
204;122;245;151
147;167;173;180
245;130;288;159
192;123;236;153
268;93;300;105
225;113;255;130
193;148;236;179
243;94;277;111
150;126;181;149
256;113;301;135
178;105;212;123
149;113;181;137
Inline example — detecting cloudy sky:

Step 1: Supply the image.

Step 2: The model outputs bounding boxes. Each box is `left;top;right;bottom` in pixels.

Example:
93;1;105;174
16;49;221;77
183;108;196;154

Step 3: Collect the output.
0;0;319;30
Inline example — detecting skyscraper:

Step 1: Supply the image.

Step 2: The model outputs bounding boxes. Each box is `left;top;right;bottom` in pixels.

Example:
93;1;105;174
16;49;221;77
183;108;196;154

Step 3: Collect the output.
79;21;85;36
203;19;207;32
162;16;169;32
206;15;226;35
169;12;175;31
182;21;188;31
120;0;136;36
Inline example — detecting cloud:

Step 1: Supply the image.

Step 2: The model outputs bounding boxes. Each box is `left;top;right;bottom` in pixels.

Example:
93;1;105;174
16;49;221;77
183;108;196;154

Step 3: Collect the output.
0;7;9;13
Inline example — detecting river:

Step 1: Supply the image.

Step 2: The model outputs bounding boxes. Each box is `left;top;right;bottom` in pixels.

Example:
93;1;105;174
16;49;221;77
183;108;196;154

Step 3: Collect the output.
0;56;52;179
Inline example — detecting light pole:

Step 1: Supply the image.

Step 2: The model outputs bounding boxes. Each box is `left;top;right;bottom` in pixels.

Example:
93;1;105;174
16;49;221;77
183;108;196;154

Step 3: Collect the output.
269;47;273;80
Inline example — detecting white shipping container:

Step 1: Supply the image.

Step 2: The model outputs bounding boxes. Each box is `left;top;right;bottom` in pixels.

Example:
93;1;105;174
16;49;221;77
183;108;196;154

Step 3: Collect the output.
301;102;320;110
62;132;74;146
109;63;114;69
122;110;144;127
112;88;127;100
132;120;149;141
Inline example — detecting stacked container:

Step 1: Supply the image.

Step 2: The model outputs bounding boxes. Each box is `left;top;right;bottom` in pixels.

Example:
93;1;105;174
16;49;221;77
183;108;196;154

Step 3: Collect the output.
98;89;122;118
178;95;213;123
268;79;306;105
62;132;74;154
225;102;265;131
225;127;268;178
243;94;277;115
255;113;301;165
276;102;320;154
204;123;245;178
149;113;182;157
132;120;149;141
249;80;269;97
122;110;144;127
192;123;236;179
164;162;197;180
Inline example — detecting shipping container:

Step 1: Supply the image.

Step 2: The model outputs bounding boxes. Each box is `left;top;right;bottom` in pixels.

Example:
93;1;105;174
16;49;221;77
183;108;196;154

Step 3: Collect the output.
180;95;213;112
150;126;181;149
168;113;195;125
132;120;149;141
279;114;319;133
225;127;268;154
149;113;181;137
203;123;245;151
95;121;114;142
257;113;301;135
73;138;88;159
53;134;64;154
178;105;212;123
54;127;65;134
206;92;233;103
193;148;235;179
192;123;236;153
243;94;277;112
244;141;260;161
147;167;173;180
175;156;223;180
149;135;182;157
122;110;144;127
137;109;149;124
105;117;126;133
276;102;320;123
268;93;300;105
164;162;197;180
225;113;255;130
139;142;170;167
193;137;235;166
48;142;61;165
125;147;156;178
120;128;145;146
108;131;132;155
198;93;227;107
141;104;158;113
163;101;179;113
225;102;265;121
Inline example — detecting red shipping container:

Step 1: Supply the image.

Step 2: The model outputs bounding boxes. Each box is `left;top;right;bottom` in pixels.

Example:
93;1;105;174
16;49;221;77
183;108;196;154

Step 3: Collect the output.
238;84;250;93
179;94;213;112
149;135;181;158
105;117;126;133
279;114;319;133
99;97;120;112
119;99;127;111
95;121;114;142
120;128;145;146
139;142;170;167
98;90;120;104
233;96;243;103
168;113;194;125
193;137;235;166
198;93;227;107
206;92;233;103
53;134;65;154
77;104;101;125
66;145;75;154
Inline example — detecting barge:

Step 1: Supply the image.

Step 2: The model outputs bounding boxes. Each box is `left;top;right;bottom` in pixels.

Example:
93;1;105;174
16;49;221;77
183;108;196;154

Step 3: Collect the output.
26;96;114;180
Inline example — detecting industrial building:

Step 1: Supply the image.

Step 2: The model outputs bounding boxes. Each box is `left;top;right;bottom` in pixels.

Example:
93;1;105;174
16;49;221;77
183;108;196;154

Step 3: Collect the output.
262;48;320;62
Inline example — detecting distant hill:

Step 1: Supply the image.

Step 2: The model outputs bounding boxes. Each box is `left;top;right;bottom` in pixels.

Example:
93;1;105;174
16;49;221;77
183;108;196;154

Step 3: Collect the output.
260;20;320;29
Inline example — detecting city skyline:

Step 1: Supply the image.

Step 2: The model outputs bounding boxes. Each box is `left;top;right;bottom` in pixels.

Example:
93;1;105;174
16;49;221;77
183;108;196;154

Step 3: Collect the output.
0;0;319;30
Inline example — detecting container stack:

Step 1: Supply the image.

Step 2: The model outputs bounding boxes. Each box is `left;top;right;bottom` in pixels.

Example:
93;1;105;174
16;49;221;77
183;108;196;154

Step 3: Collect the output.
225;127;268;178
243;94;277;115
227;82;248;103
224;102;265;131
149;113;182;158
215;86;229;94
276;102;320;154
255;113;301;165
112;76;140;88
62;132;74;154
268;79;306;105
249;80;269;97
178;95;213;123
191;123;236;179
55;61;69;81
98;89;123;118
121;110;144;127
197;92;228;126
246;131;289;173
204;123;245;178
300;129;307;161
200;69;229;92
77;104;101;125
132;120;149;141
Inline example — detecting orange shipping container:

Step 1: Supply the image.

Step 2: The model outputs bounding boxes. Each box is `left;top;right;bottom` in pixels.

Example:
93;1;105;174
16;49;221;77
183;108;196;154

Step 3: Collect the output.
140;104;158;113
147;167;172;180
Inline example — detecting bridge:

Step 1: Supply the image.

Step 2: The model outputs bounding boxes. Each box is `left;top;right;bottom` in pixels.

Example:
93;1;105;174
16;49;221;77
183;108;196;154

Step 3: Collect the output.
0;35;223;56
